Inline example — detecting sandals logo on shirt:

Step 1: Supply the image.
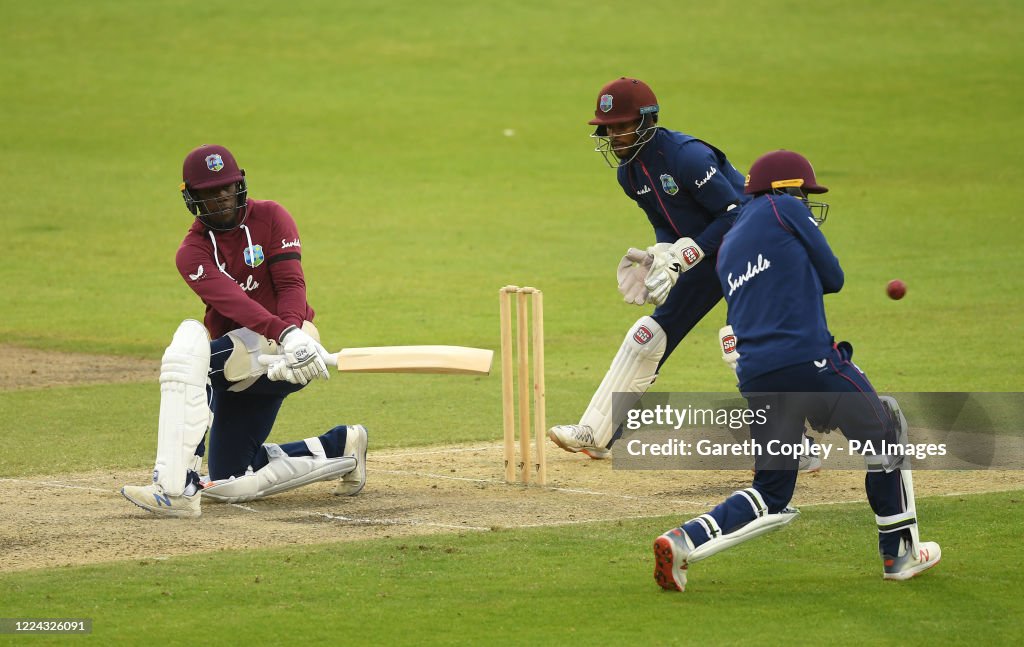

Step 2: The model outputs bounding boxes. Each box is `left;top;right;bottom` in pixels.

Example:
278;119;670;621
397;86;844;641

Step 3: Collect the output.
659;174;679;196
243;245;265;268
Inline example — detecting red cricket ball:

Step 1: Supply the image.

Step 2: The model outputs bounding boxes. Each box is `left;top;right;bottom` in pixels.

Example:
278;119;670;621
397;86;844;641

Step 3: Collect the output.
887;279;907;300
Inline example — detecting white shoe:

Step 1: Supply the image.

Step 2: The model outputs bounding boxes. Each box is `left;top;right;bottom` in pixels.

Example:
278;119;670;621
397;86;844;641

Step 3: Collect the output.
547;424;610;459
653;527;693;592
798;434;822;472
122;483;201;519
799;454;822;472
883;538;941;580
333;425;368;496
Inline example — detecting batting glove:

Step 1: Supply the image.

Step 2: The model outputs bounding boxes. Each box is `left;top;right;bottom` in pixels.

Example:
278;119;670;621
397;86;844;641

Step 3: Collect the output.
271;325;331;384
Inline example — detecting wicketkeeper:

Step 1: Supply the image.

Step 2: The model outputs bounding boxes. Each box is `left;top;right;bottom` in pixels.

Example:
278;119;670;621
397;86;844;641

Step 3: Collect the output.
122;144;367;518
548;77;749;458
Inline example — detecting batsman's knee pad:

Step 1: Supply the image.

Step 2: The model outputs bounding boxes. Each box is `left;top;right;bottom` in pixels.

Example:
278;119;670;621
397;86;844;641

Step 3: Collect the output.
154;320;212;495
201;437;356;503
580;316;667;447
223;328;279;391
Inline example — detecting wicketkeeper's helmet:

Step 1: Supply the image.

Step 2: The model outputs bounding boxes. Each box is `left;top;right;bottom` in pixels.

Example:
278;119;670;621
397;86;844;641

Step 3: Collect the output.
589;77;660;168
180;144;249;230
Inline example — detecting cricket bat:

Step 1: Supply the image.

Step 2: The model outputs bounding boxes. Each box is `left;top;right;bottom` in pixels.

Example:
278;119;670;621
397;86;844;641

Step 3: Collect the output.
323;345;493;375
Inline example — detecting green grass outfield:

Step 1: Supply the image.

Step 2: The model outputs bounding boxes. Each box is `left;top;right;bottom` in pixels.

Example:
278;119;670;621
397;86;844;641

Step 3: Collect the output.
0;492;1021;645
1;0;1022;644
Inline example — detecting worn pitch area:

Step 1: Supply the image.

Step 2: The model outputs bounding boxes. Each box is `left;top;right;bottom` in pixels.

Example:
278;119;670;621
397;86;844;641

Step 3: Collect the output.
1;346;1017;573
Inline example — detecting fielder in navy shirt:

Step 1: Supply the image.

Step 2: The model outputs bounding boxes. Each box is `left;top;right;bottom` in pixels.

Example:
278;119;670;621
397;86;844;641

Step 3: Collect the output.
716;171;842;385
652;150;941;592
549;77;749;459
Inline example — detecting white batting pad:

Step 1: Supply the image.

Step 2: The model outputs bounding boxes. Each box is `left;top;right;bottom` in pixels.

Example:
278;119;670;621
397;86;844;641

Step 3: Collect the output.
201;443;356;503
579;316;667;447
154;320;212;495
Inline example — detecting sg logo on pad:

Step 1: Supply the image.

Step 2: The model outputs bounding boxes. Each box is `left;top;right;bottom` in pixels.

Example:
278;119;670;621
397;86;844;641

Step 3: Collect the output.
633;325;654;345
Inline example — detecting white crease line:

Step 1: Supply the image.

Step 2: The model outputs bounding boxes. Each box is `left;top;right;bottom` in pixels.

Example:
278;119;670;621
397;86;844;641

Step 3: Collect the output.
313;512;490;531
373;444;501;458
0;478;112;494
375;469;494;483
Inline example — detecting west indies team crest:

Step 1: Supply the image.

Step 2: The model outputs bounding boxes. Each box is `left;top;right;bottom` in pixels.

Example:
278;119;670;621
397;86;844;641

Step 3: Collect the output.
660;173;679;195
244;244;265;268
206;154;225;172
599;94;614;113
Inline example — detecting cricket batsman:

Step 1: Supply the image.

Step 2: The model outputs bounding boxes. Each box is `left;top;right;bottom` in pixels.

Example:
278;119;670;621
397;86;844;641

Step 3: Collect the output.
653;150;941;590
121;144;367;518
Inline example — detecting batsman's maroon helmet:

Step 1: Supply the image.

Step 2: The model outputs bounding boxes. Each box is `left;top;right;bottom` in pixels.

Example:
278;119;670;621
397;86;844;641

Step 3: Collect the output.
744;150;828;195
588;77;660;126
179;144;249;229
182;144;244;190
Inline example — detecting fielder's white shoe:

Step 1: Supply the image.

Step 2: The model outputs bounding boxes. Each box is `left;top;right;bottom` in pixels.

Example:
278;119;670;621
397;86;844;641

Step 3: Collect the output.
883;538;941;581
547;424;610;459
653;527;693;592
333;424;368;496
121;483;201;519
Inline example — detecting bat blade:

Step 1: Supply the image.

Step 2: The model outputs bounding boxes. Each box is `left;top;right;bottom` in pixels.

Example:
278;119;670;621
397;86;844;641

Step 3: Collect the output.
331;345;493;375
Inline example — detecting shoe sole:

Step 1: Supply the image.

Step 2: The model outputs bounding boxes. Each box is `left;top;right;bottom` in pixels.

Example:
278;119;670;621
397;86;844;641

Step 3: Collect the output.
883;556;941;581
653;536;687;591
547;429;610;460
121;488;200;519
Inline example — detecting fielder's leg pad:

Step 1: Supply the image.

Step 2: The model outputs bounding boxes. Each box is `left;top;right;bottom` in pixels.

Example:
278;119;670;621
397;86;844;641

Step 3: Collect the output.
686;507;800;564
154;319;212;496
578;316;667;447
201;440;356;503
869;396;922;547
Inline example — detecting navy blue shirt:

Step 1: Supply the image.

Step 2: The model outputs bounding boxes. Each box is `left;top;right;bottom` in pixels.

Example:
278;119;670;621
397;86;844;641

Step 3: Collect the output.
716;193;844;384
618;129;748;254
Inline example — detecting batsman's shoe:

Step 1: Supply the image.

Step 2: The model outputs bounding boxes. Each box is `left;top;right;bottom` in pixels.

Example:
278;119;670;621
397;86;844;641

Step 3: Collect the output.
653;527;693;592
121;483;201;519
883;539;941;581
334;424;368;496
547;425;610;459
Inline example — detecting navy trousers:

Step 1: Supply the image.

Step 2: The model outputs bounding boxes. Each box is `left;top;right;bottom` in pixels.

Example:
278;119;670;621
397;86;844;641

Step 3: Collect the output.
199;336;349;480
683;344;909;555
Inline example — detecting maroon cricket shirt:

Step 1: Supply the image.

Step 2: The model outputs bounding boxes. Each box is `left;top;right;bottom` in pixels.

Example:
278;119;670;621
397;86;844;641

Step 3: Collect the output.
175;199;314;341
